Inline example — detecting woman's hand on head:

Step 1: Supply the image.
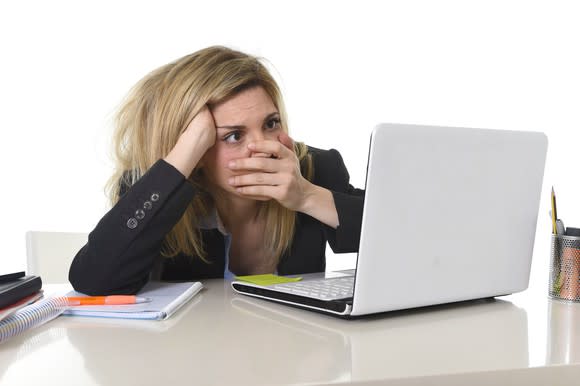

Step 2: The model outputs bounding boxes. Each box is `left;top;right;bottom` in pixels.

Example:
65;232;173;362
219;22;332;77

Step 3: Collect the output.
183;105;216;153
164;106;217;178
227;133;316;212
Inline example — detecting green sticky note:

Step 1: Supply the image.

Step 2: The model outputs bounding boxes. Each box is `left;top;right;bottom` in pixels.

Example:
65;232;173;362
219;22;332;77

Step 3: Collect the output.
235;274;302;286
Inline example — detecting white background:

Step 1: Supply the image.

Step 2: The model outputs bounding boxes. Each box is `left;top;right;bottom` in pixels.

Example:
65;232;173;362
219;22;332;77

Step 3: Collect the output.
1;0;579;282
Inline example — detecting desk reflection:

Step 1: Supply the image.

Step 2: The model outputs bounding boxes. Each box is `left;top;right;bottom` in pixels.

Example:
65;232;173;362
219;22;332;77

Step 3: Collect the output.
0;326;68;381
230;295;529;381
547;299;580;364
64;280;529;385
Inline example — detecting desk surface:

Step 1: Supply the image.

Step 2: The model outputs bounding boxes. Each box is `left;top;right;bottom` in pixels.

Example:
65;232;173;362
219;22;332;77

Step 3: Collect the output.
1;279;580;386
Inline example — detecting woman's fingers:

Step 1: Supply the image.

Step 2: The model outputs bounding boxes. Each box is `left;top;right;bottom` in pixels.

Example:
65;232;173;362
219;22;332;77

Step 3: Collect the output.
278;132;295;152
228;172;286;187
235;185;279;200
228;136;305;208
247;140;291;159
228;157;279;172
231;171;300;203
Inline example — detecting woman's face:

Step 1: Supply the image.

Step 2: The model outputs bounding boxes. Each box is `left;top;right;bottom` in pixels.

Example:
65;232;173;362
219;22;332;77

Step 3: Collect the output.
203;86;283;198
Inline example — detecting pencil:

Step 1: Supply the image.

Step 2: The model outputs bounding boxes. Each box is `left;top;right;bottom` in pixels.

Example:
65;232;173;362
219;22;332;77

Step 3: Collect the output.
551;187;558;234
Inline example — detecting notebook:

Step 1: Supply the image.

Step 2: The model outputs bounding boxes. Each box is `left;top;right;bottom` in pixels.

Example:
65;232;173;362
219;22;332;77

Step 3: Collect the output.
63;281;203;320
232;123;548;317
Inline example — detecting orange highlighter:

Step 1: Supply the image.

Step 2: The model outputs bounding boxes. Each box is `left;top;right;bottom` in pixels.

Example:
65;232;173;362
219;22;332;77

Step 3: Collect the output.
66;295;151;306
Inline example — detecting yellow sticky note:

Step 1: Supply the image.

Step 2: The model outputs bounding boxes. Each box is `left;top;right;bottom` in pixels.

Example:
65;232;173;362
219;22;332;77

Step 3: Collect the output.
235;274;302;286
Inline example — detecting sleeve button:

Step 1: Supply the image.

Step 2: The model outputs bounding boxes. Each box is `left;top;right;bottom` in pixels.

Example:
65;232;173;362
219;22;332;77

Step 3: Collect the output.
151;193;160;202
143;201;152;210
135;209;145;220
127;218;138;229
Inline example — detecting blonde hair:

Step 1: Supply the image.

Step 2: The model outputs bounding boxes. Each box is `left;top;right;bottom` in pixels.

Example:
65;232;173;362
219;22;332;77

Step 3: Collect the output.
107;46;313;264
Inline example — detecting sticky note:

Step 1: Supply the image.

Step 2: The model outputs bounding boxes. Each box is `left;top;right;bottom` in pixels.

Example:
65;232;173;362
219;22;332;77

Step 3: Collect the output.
235;274;302;286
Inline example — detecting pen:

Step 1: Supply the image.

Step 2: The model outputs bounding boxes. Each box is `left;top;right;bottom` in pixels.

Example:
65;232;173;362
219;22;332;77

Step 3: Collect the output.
66;295;151;306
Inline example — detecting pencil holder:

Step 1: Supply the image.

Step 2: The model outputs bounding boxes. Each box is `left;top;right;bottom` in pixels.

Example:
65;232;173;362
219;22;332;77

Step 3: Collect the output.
549;234;580;301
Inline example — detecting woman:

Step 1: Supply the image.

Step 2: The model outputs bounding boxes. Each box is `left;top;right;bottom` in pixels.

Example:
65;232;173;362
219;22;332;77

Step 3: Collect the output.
69;46;364;295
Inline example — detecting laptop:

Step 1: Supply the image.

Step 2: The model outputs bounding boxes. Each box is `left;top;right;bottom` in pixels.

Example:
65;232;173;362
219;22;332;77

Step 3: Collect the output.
231;123;548;317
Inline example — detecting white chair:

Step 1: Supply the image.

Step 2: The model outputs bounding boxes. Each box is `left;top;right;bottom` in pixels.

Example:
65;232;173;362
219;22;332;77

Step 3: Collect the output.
25;231;88;284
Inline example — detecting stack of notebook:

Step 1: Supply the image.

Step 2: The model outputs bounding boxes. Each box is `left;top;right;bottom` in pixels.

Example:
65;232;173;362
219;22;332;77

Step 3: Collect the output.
0;272;43;322
0;274;202;344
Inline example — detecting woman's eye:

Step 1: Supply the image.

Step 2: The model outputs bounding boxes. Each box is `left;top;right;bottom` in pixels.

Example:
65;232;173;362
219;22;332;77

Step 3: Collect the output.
265;118;281;130
224;131;242;144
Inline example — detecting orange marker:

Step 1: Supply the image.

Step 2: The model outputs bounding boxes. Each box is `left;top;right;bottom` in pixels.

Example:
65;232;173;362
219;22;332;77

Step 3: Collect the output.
66;295;151;306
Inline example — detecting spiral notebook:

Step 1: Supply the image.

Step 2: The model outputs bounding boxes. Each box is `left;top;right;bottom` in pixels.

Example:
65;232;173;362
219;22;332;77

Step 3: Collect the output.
62;281;203;320
0;296;69;343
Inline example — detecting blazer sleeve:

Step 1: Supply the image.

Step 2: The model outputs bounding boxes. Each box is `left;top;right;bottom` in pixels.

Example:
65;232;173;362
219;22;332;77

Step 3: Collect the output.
68;159;196;295
309;148;365;253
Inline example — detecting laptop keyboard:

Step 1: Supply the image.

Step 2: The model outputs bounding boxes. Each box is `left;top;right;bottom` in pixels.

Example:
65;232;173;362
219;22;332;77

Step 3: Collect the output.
270;276;354;301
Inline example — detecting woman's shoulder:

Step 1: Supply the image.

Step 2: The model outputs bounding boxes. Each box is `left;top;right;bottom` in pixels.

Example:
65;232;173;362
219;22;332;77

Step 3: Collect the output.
307;145;337;155
306;145;350;188
306;146;344;165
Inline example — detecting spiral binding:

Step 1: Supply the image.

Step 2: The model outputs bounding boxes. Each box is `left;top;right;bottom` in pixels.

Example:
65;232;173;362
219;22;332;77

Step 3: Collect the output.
0;296;69;343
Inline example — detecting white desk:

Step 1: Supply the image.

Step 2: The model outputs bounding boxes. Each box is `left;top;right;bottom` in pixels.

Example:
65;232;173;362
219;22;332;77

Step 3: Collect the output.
1;279;580;385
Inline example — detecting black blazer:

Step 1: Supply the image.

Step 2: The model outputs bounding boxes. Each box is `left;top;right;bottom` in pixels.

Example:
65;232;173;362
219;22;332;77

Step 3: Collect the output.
69;147;365;295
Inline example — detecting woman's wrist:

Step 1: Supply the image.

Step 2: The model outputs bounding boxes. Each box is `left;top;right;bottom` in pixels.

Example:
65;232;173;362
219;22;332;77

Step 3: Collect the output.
298;183;340;229
164;133;208;178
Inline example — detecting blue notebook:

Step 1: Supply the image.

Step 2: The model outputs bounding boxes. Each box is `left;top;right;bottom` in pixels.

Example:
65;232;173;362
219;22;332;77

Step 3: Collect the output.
62;281;203;320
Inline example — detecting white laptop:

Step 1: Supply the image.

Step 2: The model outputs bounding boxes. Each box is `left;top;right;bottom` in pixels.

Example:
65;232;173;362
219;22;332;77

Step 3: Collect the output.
231;123;548;317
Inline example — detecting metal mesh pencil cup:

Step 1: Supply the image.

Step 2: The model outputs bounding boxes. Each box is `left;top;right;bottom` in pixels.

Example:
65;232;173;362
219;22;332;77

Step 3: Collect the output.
549;234;580;302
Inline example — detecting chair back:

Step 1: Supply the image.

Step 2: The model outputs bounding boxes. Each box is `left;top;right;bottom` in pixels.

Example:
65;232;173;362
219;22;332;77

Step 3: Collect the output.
26;231;88;284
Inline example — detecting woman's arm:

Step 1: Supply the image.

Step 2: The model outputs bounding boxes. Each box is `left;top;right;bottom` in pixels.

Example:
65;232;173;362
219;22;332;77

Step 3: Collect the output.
309;148;365;253
68;160;195;295
163;106;216;178
297;184;339;228
69;108;216;295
